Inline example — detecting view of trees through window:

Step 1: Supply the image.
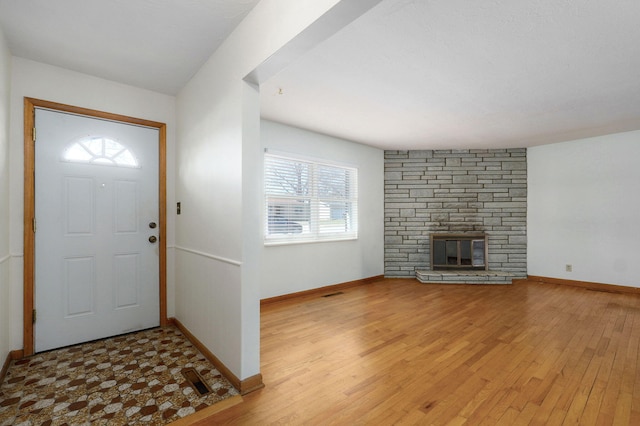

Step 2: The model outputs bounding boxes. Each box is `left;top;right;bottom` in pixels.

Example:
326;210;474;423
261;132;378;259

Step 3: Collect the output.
264;154;358;242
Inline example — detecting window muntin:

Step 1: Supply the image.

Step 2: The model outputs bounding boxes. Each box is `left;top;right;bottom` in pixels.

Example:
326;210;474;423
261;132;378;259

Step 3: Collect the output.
264;153;358;244
63;137;139;168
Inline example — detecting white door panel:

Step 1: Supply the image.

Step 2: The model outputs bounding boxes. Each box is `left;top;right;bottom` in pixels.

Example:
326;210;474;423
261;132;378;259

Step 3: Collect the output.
35;109;159;352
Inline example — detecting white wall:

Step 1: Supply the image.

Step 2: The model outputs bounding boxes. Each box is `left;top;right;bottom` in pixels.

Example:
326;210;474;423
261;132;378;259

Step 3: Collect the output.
0;26;12;363
1;0;382;383
174;0;384;381
260;120;384;299
528;130;640;287
8;57;177;350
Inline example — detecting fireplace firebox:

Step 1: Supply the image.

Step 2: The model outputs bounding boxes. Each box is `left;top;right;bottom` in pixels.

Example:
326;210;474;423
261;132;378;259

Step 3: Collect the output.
430;234;487;270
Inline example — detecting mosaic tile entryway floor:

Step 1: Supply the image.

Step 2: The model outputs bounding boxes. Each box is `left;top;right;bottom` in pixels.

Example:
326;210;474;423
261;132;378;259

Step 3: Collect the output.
0;326;239;425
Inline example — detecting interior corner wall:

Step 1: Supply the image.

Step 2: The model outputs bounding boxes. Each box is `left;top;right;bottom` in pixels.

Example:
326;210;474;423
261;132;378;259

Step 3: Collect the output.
259;120;384;300
174;0;346;382
0;27;12;363
8;57;177;350
528;130;640;287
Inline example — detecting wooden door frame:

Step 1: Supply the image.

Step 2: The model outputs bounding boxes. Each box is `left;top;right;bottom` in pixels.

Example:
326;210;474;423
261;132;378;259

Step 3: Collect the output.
23;97;168;356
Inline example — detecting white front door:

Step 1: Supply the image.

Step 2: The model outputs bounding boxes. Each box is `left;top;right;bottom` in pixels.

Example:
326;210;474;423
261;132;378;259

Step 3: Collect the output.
34;108;160;352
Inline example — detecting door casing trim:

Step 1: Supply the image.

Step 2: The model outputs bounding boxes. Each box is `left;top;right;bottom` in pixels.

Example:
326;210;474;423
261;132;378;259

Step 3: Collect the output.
23;97;168;356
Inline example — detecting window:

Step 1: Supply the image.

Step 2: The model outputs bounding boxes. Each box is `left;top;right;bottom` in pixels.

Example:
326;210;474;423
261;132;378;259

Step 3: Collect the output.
63;136;139;168
264;153;358;244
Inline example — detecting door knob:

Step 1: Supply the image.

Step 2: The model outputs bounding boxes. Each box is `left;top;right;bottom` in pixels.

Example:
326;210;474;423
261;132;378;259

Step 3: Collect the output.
149;236;157;243
149;222;157;229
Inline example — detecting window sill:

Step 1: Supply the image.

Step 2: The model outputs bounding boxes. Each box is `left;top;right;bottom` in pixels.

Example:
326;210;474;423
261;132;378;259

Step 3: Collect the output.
264;236;358;247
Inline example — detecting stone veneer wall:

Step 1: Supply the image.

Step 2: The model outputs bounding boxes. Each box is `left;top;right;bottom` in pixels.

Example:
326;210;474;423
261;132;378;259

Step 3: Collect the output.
384;149;527;278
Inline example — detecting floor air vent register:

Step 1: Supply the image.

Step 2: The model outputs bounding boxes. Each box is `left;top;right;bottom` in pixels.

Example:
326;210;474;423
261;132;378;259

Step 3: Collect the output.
182;368;212;396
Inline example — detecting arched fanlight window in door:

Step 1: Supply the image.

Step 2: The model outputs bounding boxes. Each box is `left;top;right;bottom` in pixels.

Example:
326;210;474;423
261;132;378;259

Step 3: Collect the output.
63;136;139;168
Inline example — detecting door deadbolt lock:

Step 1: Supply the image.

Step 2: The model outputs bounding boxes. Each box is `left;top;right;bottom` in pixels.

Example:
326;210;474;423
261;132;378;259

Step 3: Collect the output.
148;236;157;243
149;222;157;229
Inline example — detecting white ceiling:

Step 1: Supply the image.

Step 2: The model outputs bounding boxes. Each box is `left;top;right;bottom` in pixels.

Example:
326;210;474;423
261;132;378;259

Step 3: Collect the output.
2;0;640;150
0;0;260;94
261;0;640;149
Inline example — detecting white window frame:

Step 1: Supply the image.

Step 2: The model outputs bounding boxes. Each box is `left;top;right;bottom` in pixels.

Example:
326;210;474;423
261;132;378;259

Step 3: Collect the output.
62;136;139;168
264;152;358;245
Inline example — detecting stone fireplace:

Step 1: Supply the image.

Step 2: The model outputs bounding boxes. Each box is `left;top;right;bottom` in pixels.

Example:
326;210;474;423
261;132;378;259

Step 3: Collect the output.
384;149;528;284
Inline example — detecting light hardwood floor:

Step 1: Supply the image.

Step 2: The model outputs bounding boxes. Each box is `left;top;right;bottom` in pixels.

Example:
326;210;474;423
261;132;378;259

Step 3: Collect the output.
194;278;640;425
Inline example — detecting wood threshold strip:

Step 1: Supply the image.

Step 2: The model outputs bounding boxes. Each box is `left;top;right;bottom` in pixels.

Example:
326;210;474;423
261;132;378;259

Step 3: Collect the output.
528;275;640;295
167;395;243;426
168;318;264;395
260;274;385;306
